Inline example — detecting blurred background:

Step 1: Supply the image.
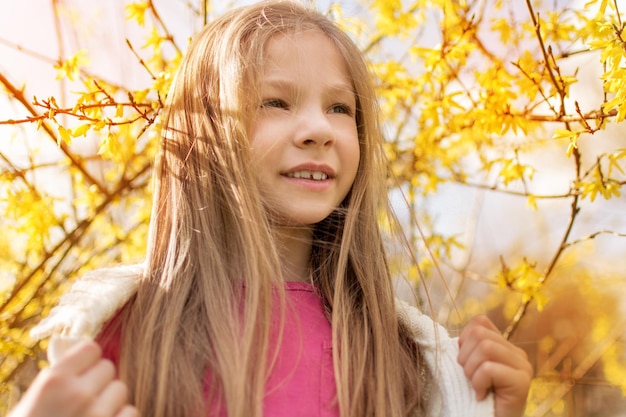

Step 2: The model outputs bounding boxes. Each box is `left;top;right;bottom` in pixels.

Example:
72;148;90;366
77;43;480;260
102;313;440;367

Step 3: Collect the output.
1;1;625;415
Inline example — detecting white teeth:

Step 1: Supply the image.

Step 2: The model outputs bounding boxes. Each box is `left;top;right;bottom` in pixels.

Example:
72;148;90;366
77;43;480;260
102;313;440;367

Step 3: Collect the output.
286;170;328;180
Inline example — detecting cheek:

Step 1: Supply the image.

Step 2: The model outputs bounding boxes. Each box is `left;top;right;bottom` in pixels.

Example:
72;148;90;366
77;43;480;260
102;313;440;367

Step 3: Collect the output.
248;116;284;163
341;132;361;192
248;127;276;167
348;130;361;174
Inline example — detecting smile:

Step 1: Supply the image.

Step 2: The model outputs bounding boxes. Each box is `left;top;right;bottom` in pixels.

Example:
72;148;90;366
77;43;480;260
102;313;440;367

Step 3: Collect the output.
284;170;329;181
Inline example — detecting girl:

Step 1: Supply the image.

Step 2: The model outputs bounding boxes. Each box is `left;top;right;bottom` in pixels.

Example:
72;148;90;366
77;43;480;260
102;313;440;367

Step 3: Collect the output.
11;1;532;416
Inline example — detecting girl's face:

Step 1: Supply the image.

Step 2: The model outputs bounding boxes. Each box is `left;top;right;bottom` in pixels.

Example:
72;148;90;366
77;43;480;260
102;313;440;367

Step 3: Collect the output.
249;30;360;226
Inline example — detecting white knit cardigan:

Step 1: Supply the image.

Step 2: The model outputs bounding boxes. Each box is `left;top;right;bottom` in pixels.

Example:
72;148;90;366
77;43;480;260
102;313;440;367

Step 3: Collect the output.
30;264;494;417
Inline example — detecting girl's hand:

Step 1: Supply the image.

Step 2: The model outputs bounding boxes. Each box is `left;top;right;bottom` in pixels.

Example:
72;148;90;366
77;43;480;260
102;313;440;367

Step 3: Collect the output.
458;315;533;417
8;340;139;417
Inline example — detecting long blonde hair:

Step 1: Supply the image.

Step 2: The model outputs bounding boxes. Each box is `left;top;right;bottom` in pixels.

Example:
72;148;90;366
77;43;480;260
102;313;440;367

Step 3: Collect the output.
117;1;425;416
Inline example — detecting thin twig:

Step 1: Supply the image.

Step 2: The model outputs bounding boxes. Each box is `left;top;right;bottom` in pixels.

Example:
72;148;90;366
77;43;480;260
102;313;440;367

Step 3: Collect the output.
0;72;109;196
148;0;182;55
125;39;157;80
0;100;153;126
613;0;623;28
563;229;626;249
504;150;581;339
524;1;567;116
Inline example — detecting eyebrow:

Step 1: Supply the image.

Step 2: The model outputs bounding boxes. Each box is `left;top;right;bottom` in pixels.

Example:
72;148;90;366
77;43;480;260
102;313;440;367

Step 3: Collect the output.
262;77;355;97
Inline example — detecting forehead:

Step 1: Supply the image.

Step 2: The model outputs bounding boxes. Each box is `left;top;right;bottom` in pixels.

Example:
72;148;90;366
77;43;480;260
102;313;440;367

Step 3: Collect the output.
260;30;353;90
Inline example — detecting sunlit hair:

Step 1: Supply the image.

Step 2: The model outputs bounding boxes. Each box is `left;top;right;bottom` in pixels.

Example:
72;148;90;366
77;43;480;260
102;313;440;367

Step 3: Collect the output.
117;1;426;416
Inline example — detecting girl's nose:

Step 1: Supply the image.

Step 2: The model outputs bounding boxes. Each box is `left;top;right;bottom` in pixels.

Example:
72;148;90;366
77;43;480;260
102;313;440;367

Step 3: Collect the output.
294;107;335;148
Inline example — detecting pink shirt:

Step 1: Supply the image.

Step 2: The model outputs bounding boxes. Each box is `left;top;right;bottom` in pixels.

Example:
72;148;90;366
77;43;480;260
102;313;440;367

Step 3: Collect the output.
99;281;339;416
262;281;338;416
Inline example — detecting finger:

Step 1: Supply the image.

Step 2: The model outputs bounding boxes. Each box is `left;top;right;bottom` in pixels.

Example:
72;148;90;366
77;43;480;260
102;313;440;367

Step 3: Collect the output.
470;360;532;405
48;336;90;366
87;380;129;416
458;321;504;365
468;360;501;400
458;316;499;347
77;359;117;398
116;405;141;417
461;336;529;375
53;340;103;375
461;338;514;379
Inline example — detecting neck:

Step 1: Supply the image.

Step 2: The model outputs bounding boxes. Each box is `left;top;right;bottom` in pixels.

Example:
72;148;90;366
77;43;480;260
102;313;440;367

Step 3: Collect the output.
273;225;313;283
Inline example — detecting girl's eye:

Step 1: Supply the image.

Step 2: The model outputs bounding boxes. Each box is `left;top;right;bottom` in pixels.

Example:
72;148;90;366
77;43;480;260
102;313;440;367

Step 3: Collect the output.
329;104;353;116
262;99;288;109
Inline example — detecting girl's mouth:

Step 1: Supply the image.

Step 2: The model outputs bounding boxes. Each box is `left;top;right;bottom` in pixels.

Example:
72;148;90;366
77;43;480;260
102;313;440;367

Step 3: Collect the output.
284;170;329;181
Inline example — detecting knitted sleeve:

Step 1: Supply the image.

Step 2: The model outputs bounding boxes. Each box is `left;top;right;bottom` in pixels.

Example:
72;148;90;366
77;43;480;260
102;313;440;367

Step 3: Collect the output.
395;299;495;417
29;264;143;364
30;263;143;341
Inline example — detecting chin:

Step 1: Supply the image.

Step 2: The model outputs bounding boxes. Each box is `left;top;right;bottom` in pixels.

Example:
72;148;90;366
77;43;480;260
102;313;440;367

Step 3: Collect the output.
274;208;336;227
